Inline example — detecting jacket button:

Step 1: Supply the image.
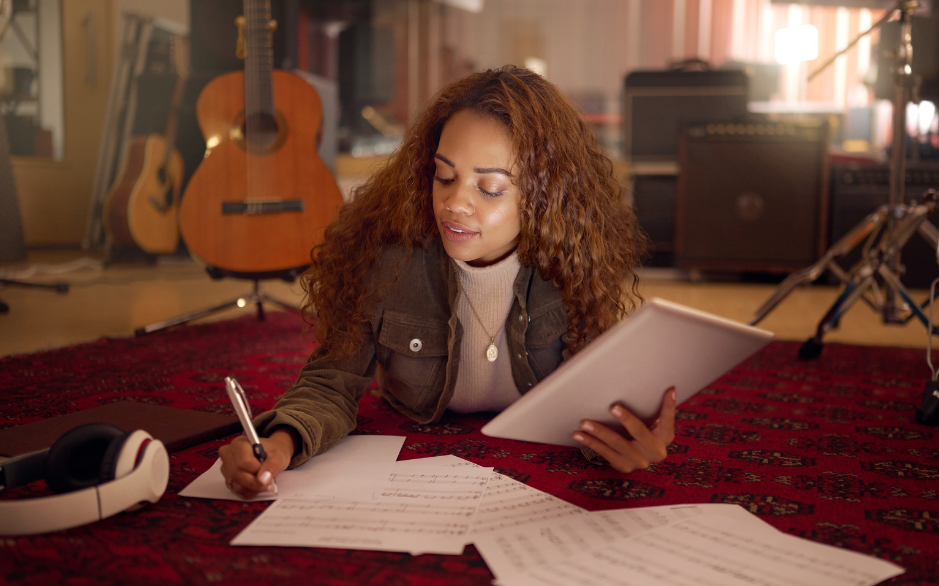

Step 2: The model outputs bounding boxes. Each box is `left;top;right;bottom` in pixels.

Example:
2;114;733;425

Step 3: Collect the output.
518;314;524;321
409;339;422;352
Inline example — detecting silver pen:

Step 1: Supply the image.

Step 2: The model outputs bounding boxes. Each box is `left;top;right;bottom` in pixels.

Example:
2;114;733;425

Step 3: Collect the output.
225;376;277;494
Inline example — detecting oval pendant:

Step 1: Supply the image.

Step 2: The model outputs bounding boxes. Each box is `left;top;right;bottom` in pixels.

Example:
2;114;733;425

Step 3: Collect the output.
486;343;498;362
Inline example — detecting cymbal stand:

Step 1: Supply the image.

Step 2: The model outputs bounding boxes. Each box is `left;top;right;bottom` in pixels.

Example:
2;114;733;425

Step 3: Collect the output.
747;0;939;359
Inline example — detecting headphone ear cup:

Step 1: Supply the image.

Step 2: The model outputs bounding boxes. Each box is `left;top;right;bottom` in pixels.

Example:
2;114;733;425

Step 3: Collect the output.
44;423;128;494
104;429;153;481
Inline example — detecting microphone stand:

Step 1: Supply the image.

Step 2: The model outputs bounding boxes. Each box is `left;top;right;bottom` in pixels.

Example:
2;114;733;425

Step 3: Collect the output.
748;0;938;360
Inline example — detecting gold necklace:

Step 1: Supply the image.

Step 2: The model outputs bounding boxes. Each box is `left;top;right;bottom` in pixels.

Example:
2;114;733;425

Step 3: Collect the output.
459;280;505;363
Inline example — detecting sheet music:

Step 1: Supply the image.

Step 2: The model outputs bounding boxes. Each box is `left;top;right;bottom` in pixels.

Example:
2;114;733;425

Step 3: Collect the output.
502;512;905;586
469;471;585;536
394;455;586;537
230;463;494;555
179;435;405;502
475;503;770;582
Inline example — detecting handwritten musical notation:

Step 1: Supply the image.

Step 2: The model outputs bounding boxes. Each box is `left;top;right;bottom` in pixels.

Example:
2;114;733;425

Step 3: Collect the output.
474;503;750;581
223;452;903;585
469;471;585;536
503;513;905;586
231;464;493;555
381;471;490;502
397;454;586;537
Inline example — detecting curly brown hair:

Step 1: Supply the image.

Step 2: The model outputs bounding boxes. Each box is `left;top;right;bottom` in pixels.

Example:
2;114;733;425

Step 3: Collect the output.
303;65;647;358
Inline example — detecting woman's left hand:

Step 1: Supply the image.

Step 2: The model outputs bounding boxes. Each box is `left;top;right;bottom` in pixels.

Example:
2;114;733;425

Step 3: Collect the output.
573;387;677;474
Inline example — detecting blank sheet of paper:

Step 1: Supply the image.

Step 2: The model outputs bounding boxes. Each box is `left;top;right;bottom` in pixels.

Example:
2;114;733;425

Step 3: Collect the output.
178;435;406;502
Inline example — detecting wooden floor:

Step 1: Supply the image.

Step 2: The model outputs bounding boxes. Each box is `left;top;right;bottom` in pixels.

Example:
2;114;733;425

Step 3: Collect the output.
0;250;935;359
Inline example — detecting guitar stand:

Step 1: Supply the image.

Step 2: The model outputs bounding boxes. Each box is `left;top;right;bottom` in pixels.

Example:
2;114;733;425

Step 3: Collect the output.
134;268;302;335
0;278;70;314
748;190;939;359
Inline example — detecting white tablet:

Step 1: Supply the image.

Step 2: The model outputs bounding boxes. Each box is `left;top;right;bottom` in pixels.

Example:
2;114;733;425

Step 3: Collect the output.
481;297;774;447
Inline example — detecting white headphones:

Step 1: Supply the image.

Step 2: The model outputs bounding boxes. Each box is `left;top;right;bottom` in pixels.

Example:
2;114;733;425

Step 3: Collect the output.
0;423;169;536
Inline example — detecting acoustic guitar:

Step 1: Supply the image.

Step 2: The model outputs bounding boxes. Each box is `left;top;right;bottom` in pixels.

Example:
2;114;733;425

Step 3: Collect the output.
178;0;344;274
104;36;188;255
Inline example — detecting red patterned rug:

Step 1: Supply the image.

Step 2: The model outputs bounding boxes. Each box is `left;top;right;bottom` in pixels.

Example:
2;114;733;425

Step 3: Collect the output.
0;311;936;585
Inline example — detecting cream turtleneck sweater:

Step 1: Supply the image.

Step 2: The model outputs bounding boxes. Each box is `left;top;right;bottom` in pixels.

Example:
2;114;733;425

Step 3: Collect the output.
449;253;522;413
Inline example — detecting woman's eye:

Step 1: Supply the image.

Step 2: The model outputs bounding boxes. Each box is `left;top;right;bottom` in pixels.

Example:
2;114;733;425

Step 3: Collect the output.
433;176;455;185
479;187;505;198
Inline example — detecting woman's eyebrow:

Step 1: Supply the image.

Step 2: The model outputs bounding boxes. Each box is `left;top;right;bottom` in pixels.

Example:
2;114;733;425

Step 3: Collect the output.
474;166;514;178
434;154;455;168
434;154;514;178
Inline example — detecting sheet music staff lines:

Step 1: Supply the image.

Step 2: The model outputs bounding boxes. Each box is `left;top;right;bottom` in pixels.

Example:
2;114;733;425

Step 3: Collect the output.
231;464;494;555
508;514;901;586
469;472;585;536
204;451;903;583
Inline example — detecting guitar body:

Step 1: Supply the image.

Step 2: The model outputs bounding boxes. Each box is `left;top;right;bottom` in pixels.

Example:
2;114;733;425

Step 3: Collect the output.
179;69;344;274
104;134;183;254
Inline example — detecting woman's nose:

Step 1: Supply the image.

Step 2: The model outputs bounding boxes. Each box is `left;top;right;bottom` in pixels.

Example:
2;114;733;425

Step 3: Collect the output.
445;184;475;215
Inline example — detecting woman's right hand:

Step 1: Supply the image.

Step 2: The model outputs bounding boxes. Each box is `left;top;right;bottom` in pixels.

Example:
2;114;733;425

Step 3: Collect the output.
218;428;295;499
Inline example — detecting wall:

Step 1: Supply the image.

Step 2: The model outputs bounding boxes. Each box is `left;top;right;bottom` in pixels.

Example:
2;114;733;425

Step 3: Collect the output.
11;0;187;248
12;0;113;248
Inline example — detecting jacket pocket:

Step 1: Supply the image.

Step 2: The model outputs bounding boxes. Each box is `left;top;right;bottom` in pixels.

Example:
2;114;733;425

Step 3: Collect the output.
377;311;450;410
525;301;567;380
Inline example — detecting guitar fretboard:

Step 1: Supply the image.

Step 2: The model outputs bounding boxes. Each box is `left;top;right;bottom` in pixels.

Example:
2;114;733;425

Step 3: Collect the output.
244;0;275;119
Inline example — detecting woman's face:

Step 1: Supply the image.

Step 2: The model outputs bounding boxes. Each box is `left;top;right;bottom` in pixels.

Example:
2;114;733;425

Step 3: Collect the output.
432;110;521;267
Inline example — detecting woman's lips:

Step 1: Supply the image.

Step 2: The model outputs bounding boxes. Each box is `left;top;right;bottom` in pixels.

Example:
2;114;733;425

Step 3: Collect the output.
441;221;478;243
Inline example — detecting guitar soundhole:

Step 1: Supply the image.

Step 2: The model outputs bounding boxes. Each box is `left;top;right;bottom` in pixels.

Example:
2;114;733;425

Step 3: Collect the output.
245;112;280;149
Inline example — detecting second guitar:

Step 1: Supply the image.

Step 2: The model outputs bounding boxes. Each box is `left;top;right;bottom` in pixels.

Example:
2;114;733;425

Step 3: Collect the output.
179;0;344;274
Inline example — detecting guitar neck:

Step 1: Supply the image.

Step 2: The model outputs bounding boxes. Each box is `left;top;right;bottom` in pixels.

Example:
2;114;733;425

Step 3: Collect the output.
244;0;276;118
159;34;189;169
159;75;187;167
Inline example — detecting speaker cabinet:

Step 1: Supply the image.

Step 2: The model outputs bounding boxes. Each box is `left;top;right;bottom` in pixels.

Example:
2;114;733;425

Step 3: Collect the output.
338;24;395;105
829;163;939;289
675;122;829;273
622;70;749;162
632;174;677;267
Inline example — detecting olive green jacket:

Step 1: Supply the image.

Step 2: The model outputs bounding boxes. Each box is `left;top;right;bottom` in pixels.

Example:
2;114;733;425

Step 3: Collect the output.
254;240;571;469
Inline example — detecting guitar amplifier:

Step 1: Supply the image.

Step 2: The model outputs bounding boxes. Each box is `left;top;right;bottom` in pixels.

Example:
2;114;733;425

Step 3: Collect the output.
829;163;939;289
631;173;678;267
675;121;829;273
622;69;749;162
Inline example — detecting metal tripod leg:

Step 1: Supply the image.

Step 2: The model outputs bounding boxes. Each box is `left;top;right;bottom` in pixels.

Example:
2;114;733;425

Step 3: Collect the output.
134;280;299;335
799;266;880;359
784;194;938;359
747;205;888;326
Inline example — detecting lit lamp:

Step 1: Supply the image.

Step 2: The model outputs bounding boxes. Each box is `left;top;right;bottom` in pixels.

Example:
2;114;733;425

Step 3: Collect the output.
774;24;819;64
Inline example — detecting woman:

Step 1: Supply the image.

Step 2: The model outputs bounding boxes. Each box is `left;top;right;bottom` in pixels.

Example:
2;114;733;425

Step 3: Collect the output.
220;66;676;499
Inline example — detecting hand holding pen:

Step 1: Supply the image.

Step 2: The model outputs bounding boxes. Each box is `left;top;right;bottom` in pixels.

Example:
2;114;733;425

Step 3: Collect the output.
218;376;295;499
